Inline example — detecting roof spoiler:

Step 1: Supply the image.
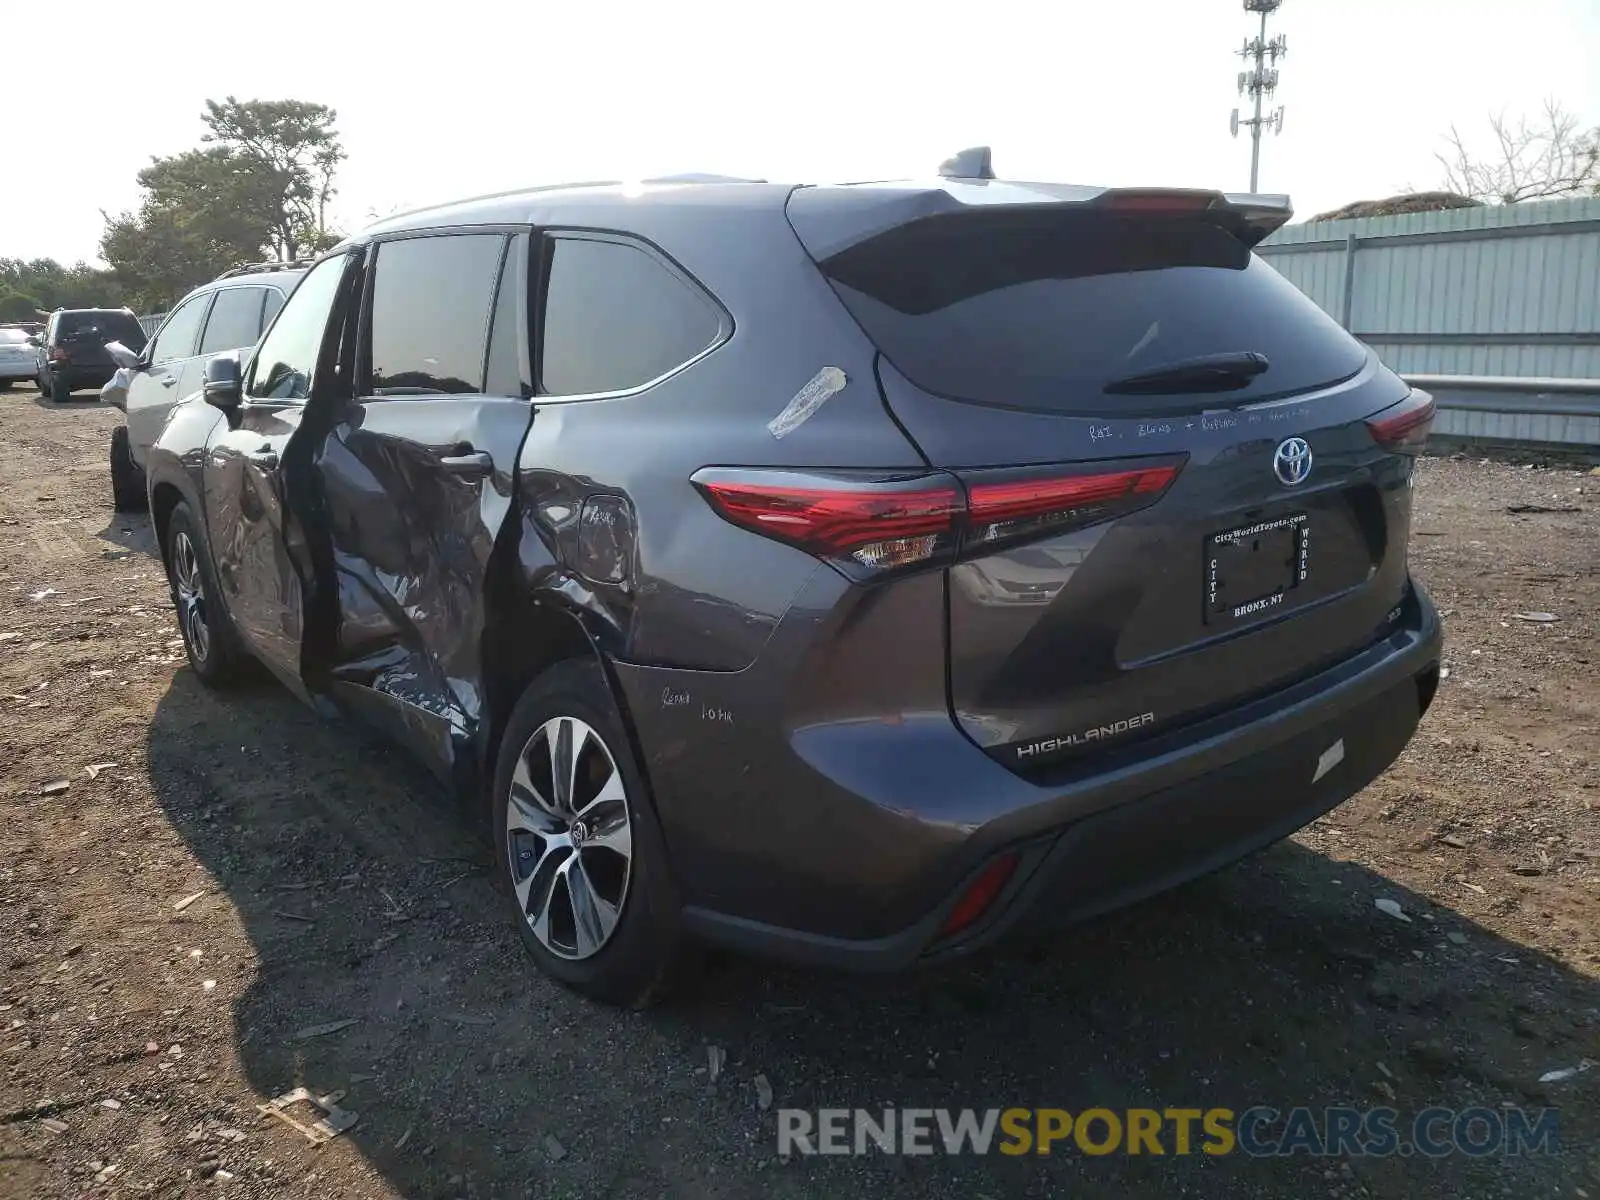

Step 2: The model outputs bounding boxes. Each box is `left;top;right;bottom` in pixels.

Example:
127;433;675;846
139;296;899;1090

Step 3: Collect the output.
1093;188;1294;247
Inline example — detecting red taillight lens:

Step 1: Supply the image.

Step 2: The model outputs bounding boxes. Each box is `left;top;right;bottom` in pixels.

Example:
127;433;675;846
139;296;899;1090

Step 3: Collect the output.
50;346;70;364
964;463;1181;551
1367;389;1435;452
939;852;1020;939
691;469;961;578
693;458;1185;580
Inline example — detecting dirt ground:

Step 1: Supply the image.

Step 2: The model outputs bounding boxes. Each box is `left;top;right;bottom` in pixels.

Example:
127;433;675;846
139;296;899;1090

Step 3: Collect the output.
0;387;1595;1200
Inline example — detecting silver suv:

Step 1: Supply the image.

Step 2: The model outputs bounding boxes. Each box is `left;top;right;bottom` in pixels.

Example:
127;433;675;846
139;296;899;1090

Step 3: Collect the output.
108;262;309;510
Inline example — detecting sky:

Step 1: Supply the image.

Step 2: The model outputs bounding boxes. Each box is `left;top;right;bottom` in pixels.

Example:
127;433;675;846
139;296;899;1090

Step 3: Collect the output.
7;0;1599;265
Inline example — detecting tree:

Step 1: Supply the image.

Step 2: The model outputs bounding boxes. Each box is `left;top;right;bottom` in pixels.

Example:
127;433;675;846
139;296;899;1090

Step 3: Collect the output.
101;148;286;310
0;292;41;322
201;97;346;259
1437;101;1600;204
99;97;346;310
0;258;122;312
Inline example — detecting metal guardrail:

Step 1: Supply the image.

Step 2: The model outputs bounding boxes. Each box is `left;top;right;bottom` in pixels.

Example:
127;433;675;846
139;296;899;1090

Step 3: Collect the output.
1403;374;1600;450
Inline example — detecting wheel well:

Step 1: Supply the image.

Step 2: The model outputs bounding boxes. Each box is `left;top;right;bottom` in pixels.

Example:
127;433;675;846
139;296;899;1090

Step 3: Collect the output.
150;483;184;565
478;597;602;805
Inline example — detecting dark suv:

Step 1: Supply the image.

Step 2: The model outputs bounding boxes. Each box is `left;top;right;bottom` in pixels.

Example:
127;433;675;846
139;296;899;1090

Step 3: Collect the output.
36;307;148;402
145;166;1442;1006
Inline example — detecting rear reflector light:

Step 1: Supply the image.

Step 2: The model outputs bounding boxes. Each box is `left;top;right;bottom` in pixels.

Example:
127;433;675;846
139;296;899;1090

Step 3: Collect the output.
1366;388;1435;452
965;464;1180;550
939;852;1020;939
693;458;1184;580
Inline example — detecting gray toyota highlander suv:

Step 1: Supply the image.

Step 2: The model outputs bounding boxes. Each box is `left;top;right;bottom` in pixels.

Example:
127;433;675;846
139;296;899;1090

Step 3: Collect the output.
142;159;1443;1006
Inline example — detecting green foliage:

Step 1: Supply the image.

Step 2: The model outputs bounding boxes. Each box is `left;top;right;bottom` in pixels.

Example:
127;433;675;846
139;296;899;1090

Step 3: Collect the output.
100;97;345;311
202;97;346;261
0;258;122;313
0;291;41;321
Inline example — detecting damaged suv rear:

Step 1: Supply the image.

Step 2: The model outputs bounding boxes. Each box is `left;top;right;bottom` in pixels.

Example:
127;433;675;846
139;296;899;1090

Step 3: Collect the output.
145;165;1442;1005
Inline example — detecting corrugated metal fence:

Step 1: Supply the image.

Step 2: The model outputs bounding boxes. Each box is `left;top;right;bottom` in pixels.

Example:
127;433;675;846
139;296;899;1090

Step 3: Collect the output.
1259;197;1600;449
137;312;166;339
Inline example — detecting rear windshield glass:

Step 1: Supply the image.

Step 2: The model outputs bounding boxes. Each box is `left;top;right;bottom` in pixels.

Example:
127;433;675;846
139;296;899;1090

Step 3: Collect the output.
816;213;1367;414
58;311;147;350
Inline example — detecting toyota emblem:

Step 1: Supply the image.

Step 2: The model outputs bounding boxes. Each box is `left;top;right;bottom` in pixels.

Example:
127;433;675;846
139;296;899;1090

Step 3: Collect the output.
1272;437;1313;487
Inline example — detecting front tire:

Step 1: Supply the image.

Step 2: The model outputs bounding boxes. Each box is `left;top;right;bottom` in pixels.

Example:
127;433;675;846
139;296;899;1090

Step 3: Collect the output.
110;426;147;512
164;502;245;686
493;658;685;1008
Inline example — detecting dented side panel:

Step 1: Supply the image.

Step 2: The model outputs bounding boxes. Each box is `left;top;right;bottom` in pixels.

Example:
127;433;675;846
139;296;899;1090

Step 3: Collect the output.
314;395;534;783
511;203;927;672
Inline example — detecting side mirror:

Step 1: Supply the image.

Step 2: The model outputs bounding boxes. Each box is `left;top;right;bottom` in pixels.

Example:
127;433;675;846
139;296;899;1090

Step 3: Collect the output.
105;340;140;370
25;335;40;347
203;353;243;412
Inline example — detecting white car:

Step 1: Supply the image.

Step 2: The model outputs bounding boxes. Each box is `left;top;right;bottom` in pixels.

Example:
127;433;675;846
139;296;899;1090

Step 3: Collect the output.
0;328;37;388
108;262;307;510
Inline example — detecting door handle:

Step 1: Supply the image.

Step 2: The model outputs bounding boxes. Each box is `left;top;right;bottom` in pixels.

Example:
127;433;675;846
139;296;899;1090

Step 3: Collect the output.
245;448;279;469
438;450;493;476
159;376;177;388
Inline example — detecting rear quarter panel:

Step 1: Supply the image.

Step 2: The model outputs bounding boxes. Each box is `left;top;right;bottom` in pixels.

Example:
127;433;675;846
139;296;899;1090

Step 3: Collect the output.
512;189;929;673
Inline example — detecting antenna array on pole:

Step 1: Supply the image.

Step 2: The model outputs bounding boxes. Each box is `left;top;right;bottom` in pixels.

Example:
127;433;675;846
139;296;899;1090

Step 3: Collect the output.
1228;0;1287;193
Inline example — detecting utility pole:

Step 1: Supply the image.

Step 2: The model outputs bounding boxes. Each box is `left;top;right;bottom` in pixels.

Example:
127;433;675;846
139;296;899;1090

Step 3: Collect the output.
1231;0;1287;193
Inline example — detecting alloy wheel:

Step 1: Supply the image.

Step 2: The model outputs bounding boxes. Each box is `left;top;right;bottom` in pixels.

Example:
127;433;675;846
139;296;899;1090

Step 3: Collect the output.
505;715;634;960
170;531;211;665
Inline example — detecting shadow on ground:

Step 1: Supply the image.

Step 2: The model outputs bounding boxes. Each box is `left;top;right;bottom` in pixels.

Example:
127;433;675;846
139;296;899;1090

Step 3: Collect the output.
94;511;158;558
145;671;1600;1200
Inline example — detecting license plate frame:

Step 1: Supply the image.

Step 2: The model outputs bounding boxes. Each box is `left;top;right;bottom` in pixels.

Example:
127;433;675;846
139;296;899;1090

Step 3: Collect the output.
1204;513;1309;624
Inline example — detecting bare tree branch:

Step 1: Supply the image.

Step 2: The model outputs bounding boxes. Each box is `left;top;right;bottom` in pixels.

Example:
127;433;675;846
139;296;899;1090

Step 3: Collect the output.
1436;101;1600;204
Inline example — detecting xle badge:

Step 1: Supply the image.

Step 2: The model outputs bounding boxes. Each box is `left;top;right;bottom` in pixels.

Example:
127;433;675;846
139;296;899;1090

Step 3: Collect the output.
1312;738;1345;783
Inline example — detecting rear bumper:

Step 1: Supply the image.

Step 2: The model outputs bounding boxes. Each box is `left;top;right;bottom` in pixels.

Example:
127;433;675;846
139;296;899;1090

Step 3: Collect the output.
48;365;115;389
621;579;1442;972
0;362;35;381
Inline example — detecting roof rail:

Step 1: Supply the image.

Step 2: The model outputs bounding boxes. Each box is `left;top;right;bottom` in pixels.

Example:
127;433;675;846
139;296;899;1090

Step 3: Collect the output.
213;259;318;281
368;181;626;227
641;173;768;184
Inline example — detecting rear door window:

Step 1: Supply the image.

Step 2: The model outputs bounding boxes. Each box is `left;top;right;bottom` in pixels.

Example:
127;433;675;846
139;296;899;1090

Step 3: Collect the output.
366;233;505;396
537;235;722;396
148;297;209;364
815;213;1368;413
199;287;266;355
262;289;286;328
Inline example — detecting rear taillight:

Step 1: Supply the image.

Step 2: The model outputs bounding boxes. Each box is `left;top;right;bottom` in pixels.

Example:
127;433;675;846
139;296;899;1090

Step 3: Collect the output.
1366;389;1435;452
692;457;1185;580
690;469;961;579
964;463;1181;552
50;347;70;364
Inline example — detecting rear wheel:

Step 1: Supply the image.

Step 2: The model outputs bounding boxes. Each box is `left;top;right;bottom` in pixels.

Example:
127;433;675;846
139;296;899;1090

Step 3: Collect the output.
493;658;686;1008
164;503;245;686
0;380;11;392
50;375;71;403
110;426;147;512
